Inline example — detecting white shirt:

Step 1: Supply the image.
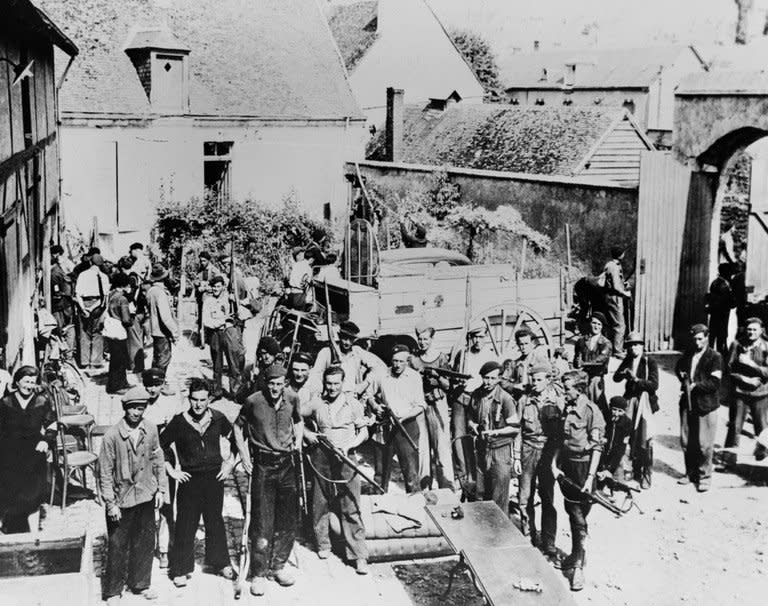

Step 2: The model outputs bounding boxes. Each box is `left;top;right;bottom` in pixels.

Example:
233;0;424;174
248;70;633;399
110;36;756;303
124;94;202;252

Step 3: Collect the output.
288;260;312;290
371;367;426;419
75;265;109;299
311;345;386;394
691;350;704;379
144;394;182;429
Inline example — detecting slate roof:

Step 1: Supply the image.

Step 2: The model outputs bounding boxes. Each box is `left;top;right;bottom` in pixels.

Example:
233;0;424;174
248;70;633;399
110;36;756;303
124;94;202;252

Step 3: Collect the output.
38;0;363;119
326;0;379;71
677;70;768;95
499;45;701;90
366;103;627;176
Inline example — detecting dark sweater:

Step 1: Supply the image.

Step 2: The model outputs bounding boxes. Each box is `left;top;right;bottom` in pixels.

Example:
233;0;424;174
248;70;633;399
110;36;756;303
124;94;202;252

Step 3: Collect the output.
160;408;232;473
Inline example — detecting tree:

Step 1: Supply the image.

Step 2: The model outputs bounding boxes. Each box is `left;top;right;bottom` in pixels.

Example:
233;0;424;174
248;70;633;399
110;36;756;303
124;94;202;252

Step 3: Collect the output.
448;28;502;100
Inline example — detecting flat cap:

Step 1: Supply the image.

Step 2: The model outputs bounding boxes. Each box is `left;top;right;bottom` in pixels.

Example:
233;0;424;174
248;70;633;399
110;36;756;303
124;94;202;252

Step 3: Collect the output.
609;396;628;410
121;386;150;406
264;364;287;380
479;361;502;376
339;321;360;337
141;368;165;386
391;343;411;357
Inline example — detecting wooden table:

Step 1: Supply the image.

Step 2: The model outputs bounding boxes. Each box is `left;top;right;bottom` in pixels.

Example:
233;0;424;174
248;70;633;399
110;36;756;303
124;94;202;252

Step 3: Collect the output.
425;501;576;606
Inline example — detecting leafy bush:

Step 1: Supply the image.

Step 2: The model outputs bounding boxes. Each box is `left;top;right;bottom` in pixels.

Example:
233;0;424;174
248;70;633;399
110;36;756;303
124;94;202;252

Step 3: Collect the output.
155;192;333;293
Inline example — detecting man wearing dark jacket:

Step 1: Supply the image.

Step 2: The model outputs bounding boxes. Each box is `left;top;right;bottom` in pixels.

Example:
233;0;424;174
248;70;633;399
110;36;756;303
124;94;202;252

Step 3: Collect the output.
706;263;734;357
675;324;723;492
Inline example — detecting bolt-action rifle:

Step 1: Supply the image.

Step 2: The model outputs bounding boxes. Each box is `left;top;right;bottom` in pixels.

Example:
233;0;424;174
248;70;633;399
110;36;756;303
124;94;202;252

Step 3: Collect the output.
316;434;385;494
557;475;626;517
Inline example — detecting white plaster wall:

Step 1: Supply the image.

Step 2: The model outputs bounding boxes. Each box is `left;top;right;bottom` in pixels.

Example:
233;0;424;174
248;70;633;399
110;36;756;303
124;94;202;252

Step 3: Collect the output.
351;0;485;125
508;89;649;127
59;119;367;257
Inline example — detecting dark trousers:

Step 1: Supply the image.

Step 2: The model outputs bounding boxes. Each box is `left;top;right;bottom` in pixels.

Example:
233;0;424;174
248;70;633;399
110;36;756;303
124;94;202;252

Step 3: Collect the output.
311;449;367;561
451;398;469;482
381;417;420;493
477;443;513;516
605;294;625;354
680;407;718;483
708;311;730;358
518;443;556;550
209;326;244;395
127;315;146;373
152;336;172;375
77;310;104;367
2;513;31;533
53;306;76;353
104;500;155;599
725;393;768;447
250;456;297;577
106;338;130;393
171;470;230;578
559;457;592;568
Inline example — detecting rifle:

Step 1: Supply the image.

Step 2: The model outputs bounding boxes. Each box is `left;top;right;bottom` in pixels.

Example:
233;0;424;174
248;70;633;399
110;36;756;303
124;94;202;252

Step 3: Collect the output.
234;470;253;600
557;475;626;517
597;475;640;495
294;448;308;518
316;434;385;494
381;405;419;452
229;234;242;325
422;366;471;383
323;279;341;365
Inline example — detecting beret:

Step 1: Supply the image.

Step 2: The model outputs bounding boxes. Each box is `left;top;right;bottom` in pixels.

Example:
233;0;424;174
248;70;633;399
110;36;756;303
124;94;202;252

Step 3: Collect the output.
391;343;411;356
121;386;150;406
339;321;360;336
141;368;165;386
257;336;281;355
264;364;287;380
291;351;313;366
610;396;628;410
479;361;502;376
590;312;607;327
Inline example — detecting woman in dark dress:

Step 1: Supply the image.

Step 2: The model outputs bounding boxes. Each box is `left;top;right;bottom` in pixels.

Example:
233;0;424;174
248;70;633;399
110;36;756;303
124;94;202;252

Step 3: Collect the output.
105;273;133;394
0;366;57;532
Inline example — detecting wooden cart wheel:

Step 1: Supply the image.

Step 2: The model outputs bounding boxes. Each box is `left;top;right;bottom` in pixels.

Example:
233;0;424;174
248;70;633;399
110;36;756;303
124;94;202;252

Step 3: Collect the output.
450;301;554;366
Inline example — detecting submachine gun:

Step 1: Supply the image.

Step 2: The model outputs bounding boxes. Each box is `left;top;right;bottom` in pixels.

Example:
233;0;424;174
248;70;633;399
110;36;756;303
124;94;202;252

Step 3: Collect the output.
557;475;641;517
316;434;385;494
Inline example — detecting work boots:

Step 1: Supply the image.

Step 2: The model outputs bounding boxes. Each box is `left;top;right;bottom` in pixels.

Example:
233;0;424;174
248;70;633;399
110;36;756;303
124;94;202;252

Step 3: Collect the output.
568;530;588;592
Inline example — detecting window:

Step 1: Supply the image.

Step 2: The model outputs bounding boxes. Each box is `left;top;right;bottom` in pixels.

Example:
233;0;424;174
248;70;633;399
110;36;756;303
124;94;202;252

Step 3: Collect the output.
151;53;187;112
204;142;233;204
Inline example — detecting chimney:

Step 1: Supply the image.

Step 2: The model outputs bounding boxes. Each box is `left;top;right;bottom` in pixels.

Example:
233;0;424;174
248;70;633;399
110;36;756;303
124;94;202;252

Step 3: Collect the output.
385;87;404;162
533;40;540;52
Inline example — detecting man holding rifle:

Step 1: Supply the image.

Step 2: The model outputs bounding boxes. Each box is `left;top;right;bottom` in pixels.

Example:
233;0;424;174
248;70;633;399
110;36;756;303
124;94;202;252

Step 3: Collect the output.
551;370;605;592
674;324;723;493
303;366;370;574
202;275;244;399
234;364;303;597
370;344;426;493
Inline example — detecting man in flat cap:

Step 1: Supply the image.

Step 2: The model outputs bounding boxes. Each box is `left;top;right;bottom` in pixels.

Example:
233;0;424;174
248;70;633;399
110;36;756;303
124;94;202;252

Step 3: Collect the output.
516;363;562;561
598;396;633;488
303;366;370;574
99;386;168;604
311;320;385;398
674;324;722;492
370;344;427;492
234;364;303;596
466;360;520;515
573;312;612;422
409;321;454;489
74;251;110;368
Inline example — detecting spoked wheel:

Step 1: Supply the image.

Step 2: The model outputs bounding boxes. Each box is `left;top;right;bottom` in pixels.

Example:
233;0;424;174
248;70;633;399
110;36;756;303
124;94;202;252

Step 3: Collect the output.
450;301;554;365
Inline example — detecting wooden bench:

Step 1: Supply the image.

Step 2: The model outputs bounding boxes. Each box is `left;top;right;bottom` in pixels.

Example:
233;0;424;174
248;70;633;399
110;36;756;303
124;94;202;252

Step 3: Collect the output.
425;501;576;606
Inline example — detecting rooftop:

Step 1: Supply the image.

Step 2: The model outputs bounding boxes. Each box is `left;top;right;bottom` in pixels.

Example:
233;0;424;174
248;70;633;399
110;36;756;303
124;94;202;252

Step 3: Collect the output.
326;0;379;71
499;45;701;90
39;0;362;119
366;103;627;176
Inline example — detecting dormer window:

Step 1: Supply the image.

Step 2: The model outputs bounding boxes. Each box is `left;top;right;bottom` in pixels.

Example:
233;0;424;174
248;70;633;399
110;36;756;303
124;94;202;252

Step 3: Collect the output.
539;68;548;82
125;26;191;113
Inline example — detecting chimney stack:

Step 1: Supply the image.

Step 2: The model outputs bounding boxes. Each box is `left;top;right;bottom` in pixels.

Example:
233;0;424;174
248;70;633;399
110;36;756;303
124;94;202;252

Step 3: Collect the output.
385;87;404;162
533;40;540;52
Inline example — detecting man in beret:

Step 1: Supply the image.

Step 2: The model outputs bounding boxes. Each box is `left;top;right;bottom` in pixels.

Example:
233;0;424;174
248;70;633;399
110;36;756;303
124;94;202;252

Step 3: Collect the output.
234;364;303;596
236;336;282;403
466;360;520;515
202;274;244;399
74;251;110;368
370;344;426;492
99;386;168;604
302;366;370;574
675;324;722;492
551;370;605;591
142;369;182;568
517;364;562;561
311;320;385;398
573;313;612;421
409;321;454;489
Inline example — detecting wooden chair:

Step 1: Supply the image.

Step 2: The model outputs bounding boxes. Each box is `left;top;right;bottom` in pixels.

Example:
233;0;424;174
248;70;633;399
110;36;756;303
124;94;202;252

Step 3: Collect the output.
48;386;101;511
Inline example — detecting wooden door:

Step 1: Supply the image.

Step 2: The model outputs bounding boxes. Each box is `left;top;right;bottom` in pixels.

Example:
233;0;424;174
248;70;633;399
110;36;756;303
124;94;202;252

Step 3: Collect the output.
634;151;692;351
746;151;768;304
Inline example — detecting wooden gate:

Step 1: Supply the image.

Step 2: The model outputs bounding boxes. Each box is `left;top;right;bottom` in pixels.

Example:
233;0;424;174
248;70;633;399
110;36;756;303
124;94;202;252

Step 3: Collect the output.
634;151;692;351
746;152;768;304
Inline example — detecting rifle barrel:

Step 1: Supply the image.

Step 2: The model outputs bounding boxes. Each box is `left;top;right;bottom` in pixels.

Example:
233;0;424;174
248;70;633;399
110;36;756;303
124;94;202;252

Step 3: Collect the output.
317;437;385;494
